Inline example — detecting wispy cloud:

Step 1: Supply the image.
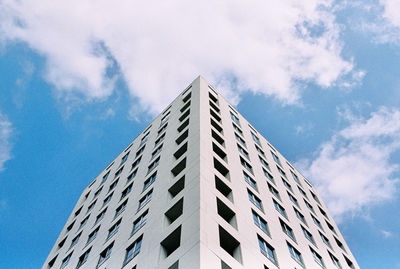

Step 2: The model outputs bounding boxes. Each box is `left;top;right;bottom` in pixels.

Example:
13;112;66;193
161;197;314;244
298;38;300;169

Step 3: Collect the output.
0;111;13;172
296;107;400;221
0;0;359;114
381;229;394;238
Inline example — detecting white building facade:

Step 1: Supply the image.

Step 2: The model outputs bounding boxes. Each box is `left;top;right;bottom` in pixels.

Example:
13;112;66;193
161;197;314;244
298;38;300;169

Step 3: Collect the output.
43;76;360;269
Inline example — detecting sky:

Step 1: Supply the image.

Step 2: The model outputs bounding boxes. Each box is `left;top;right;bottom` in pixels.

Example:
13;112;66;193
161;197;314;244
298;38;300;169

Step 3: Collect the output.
0;0;399;268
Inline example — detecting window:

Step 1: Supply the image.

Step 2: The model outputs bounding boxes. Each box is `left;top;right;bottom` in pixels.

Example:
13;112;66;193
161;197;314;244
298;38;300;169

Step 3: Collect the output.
326;221;337;235
219;226;242;263
211;129;225;147
132;210;148;235
120;152;130;166
294;207;307;225
76;248;91;268
217;198;237;229
143;172;157;191
160;226;182;258
287;192;299;207
60;252;72;269
251;132;261;145
213;142;227;161
58;237;67;249
214;157;229;179
237;144;249;159
87;226;100;245
47;255;57;268
209;100;219;114
131;156;142;171
108;179;119;192
215;176;233;202
273;199;287;218
312;215;323;230
121;183;133;200
97;242;113;267
319;231;332;248
176;129;188;145
158;122;168;135
235;133;246;147
87;200;96;213
259;156;270;170
78;215;90;230
69;232;81;249
290;170;302;185
154;133;166;147
282;178;293;192
152;144;163;159
276;165;286;178
271;152;281;166
240;156;253;174
181;100;191;113
252;210;269;235
136;145;146;158
280;219;295;241
93;187;103;199
165;198;184;225
232;123;243;135
298;186;308;198
210;108;220;123
258;235;277;264
209;92;218;104
335;237;346;252
255;145;265;156
248;189;263;211
168;176;185;198
138;189;153;211
182;91;192;102
178;118;189;133
287;242;304;267
311;191;322;205
95;208;107;224
107;219;121;240
343;255;355;269
140;132;150;146
115;199;128;218
301;225;315;245
329;252;342;269
243;171;257;190
268;183;281;200
124;236;143;265
319;206;328;219
127;169;137;183
160;112;170;125
263;169;275;184
147;157;160;174
310;247;325;268
230;111;240;125
304;199;315;213
172;157;186;177
101;171;110;184
103;192;113;207
114;166;124;178
74;207;82;218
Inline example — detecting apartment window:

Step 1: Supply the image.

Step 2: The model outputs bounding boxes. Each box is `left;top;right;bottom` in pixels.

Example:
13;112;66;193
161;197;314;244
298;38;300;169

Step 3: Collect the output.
343;255;355;269
298;186;308;198
161;226;182;258
319;206;328;219
211;129;225;147
294;207;307;225
76;248;91;268
329;252;342;269
134;145;145;158
215;176;233;202
101;171;110;184
287;242;304;267
93;187;103;199
255;145;265;157
140;132;150;146
115;199;128;218
319;231;332;248
95;208;107;224
248;189;263;211
287;192;299;207
251;132;261;145
310;247;326;268
230;111;240;125
209;92;219;104
124;236;143;265
276;165;286;178
252;210;269;235
108;179;119;192
182;91;191;102
158;122;168;135
103;192;113;207
176;129;189;145
258;235;277;265
150;144;163;160
163;105;172;114
147;157;160;174
58;237;67;249
219;226;242;263
237;144;249;159
240;156;253;174
304;199;315;213
120;152;130;166
290;170;302;185
143;172;157;191
97;242;114;267
335;237;346;252
311;191;322;205
168;176;185;199
221;260;231;269
138;189;153;211
243;171;257;191
87;226;100;245
209;100;219;114
312;215;323;230
107;219;121;240
154;133;166;147
273;199;287;218
178;118;189;133
181;100;191;113
217;198;237;229
271;152;281;166
210;109;221;123
127;169;137;184
60;252;72;269
326;221;337;235
165;198;184;225
74;207;82;218
114;166;124;178
268;183;281;200
301;225;315;245
172;157;187;177
263;169;275;184
280;219;295;241
160;112;170;125
282;178;293;192
121;183;133;200
232;123;243;135
235;133;246;147
214;157;229;179
69;232;81;249
132;210;148;235
87;200;96;213
213;142;226;161
47;255;57;268
78;215;90;230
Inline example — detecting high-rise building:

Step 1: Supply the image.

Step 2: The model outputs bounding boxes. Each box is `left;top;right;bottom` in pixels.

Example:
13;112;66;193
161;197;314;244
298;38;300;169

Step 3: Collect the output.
42;76;359;269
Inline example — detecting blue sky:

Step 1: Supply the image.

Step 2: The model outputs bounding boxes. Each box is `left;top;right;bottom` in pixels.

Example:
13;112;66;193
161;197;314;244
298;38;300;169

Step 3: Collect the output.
0;0;400;268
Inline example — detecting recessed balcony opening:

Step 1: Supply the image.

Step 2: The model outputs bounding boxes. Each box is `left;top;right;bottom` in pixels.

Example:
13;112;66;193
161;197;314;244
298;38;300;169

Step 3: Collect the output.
165;198;184;226
171;158;186;177
215;176;233;202
213;142;227;161
174;142;188;160
217;198;237;229
218;226;242;263
177;119;189;133
176;129;188;145
214;158;230;180
168;176;185;199
160;226;182;258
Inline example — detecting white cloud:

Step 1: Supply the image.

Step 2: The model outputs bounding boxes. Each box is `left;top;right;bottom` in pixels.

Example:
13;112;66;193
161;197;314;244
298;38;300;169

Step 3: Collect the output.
0;0;358;114
0;112;13;171
296;107;400;221
381;229;394;238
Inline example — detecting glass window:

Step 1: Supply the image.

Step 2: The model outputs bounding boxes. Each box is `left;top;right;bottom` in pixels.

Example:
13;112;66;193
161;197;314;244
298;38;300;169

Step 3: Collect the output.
121;152;130;166
268;183;281;200
273;199;287;218
107;219;121;240
258;236;277;264
230;111;240;125
60;252;72;269
237;144;249;159
76;248;91;268
240;157;253;174
287;192;299;207
271;152;281;166
132;210;148;235
287;242;304;266
87;226;100;245
301;225;315;245
115;199;128;218
280;219;295;241
294;207;307;225
310;247;325;268
263;168;275;184
235;133;246;147
248;190;263;211
95;208;107;224
97;242;114;267
101;171;110;184
251;132;261;145
124;236;143;265
243;171;257;191
147;157;160;174
138;189;153;211
143;172;157;191
252;210;269;235
259;156;270;170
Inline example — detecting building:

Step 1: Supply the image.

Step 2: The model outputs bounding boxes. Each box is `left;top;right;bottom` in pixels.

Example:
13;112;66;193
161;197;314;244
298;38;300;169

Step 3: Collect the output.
42;76;360;269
